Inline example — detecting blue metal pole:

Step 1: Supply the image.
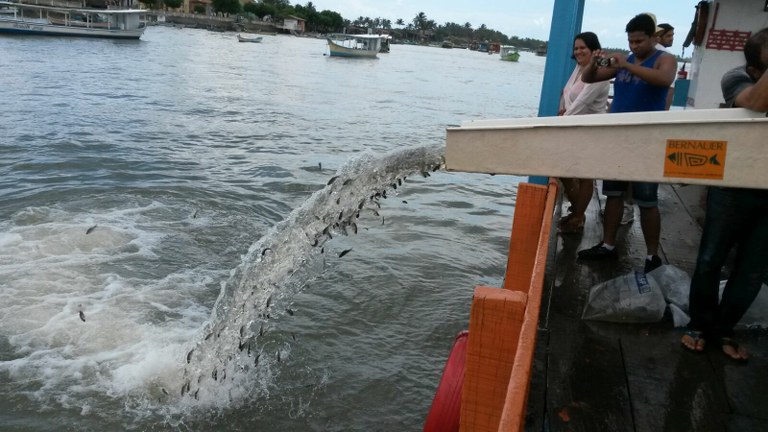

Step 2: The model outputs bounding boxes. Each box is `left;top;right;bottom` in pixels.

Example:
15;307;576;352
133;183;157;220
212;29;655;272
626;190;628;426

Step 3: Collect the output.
529;0;586;185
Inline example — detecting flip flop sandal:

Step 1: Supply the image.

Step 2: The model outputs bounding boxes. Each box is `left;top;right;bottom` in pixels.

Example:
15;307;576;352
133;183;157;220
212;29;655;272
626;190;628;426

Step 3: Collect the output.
681;330;706;353
719;337;749;363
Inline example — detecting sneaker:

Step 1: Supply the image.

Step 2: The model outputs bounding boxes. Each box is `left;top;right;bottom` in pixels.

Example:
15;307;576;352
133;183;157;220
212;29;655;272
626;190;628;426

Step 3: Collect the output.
621;203;635;225
644;255;663;273
578;242;617;260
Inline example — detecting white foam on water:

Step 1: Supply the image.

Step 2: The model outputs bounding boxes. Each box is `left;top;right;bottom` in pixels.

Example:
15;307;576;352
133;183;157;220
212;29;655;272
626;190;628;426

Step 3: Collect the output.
0;200;221;417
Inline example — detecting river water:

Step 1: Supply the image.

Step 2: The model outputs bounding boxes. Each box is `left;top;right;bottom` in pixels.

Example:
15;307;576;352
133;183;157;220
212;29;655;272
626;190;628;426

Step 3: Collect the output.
0;27;543;431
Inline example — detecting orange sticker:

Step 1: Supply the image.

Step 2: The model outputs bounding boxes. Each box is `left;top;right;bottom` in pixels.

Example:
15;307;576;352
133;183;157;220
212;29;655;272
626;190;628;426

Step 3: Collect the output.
664;139;727;180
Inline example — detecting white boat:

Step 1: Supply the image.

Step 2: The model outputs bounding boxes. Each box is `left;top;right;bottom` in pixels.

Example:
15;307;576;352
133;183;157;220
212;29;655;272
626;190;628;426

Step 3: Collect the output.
0;0;146;39
237;33;262;43
499;45;520;62
326;34;386;58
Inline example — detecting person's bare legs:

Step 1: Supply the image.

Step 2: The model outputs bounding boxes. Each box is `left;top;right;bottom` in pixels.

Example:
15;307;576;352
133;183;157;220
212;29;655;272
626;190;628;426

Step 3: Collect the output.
639;206;660;256
602;195;624;246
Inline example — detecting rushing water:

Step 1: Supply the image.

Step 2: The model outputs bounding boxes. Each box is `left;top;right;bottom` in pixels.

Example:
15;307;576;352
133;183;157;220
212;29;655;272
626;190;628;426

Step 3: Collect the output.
0;27;543;431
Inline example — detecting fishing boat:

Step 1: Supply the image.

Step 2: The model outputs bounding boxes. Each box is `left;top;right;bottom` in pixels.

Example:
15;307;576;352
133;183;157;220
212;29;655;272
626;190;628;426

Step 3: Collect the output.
326;34;386;58
0;0;146;39
499;45;520;62
237;33;262;43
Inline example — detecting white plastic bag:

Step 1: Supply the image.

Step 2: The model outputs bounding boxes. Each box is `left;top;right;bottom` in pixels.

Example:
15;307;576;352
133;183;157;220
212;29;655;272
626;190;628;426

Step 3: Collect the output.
647;265;692;327
582;271;667;323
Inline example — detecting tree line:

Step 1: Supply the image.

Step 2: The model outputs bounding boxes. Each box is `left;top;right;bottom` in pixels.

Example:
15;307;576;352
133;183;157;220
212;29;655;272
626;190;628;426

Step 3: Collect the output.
143;0;547;48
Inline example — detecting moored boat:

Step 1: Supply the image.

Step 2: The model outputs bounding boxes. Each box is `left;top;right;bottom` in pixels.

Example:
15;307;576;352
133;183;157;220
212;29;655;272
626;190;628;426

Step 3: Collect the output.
0;0;146;39
499;45;520;62
237;33;262;43
326;34;386;58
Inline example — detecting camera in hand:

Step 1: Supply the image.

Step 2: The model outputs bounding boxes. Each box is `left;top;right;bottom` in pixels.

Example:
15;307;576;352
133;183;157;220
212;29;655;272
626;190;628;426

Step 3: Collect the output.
596;57;613;67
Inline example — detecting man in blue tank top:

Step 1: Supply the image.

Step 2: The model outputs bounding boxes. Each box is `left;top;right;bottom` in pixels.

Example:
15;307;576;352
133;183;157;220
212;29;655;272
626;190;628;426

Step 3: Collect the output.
579;13;677;273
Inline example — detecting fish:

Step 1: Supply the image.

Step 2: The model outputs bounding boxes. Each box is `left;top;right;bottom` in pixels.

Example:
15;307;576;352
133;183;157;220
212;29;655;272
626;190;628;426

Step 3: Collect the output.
372;209;380;217
343;179;353;186
318;162;322;170
382;190;387;199
212;368;218;381
397;178;403;186
78;310;86;322
192;209;198;219
266;294;272;309
286;308;294;316
161;387;169;395
277;351;281;362
327;175;339;186
339;248;353;258
261;248;272;257
193;389;199;400
350;223;358;234
85;225;97;235
358;200;365;210
205;332;213;341
254;353;261;366
433;163;441;172
402;200;408;204
292;332;297;341
187;349;194;364
259;323;264;336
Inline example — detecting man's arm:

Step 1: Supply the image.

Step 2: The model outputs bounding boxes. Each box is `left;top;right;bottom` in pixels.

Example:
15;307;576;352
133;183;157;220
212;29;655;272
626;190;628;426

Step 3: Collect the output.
734;69;768;111
613;52;677;87
582;50;618;83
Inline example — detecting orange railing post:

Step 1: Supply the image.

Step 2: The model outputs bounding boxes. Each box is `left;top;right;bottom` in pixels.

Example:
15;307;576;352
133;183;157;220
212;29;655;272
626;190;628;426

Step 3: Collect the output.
459;286;528;432
502;183;549;292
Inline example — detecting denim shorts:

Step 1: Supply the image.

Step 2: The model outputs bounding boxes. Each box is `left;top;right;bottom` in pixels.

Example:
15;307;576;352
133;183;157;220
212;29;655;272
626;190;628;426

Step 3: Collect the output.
602;180;659;207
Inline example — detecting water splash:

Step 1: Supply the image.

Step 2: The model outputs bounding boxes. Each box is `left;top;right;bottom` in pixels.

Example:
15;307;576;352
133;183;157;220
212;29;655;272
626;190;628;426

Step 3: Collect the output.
175;144;446;407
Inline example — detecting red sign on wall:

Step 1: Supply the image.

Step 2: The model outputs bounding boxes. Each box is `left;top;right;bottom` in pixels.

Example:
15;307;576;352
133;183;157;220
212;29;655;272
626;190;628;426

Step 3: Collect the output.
706;29;752;51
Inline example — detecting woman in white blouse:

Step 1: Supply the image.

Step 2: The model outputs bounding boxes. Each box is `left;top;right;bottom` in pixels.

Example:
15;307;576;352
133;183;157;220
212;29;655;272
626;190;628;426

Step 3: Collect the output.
557;31;610;234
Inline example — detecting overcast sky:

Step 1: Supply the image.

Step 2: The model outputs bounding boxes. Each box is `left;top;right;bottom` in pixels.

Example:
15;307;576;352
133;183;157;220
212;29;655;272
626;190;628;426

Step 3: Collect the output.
304;0;697;55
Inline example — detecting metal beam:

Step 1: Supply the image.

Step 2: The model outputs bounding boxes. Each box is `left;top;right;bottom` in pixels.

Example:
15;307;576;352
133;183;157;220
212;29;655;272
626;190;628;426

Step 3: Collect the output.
530;0;585;185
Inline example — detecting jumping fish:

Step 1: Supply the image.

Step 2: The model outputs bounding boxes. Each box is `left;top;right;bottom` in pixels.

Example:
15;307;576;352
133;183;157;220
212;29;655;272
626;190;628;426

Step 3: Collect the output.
338;248;353;258
85;225;97;235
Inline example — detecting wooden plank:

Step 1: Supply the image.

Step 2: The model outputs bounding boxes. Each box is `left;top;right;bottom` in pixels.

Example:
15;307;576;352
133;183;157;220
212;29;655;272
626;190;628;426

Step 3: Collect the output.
545;314;634;432
503;183;548;292
499;181;558;431
460;287;528;432
621;327;730;432
445;108;768;189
